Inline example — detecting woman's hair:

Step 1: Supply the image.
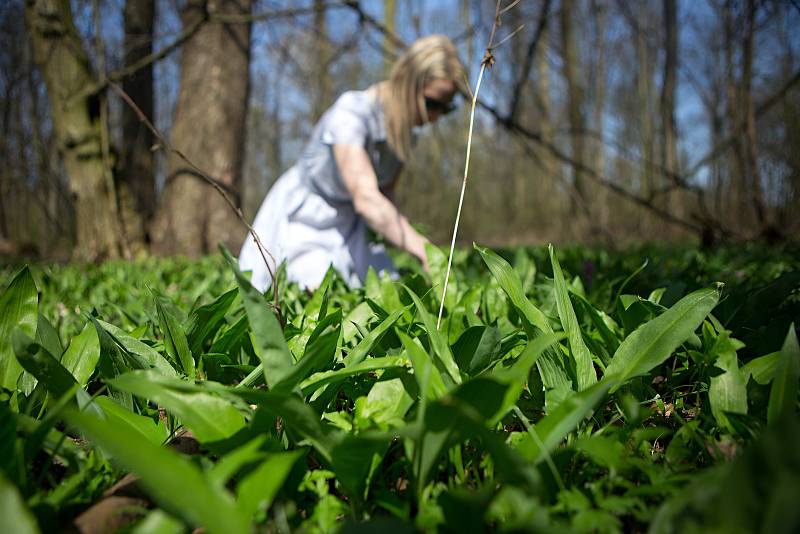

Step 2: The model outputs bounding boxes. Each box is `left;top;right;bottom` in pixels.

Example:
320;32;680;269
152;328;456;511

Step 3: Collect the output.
380;34;468;162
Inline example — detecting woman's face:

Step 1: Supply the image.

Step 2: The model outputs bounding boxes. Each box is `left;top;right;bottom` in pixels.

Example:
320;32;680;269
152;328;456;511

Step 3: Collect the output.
416;78;457;126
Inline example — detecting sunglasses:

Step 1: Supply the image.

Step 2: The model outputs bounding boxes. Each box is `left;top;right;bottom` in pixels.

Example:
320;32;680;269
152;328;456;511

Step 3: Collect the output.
424;96;457;115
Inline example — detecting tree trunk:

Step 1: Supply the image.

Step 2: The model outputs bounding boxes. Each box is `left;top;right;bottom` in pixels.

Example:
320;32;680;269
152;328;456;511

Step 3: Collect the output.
24;0;122;261
742;0;767;231
119;0;156;252
591;0;609;235
560;0;587;209
311;0;331;122
634;12;655;200
535;20;557;227
151;0;253;256
723;0;748;230
660;0;681;228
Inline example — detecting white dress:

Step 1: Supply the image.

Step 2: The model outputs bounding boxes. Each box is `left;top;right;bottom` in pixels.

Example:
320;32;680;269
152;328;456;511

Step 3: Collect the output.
238;89;401;291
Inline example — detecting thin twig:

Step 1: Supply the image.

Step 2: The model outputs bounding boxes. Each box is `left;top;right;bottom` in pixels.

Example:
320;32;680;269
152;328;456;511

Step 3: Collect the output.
109;83;283;324
437;0;513;330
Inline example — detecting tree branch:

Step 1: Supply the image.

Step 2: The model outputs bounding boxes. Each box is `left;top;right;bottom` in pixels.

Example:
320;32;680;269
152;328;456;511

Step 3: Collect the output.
508;0;552;118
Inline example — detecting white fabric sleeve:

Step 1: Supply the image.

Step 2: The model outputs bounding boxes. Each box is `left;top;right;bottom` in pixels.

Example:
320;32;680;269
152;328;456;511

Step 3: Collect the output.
321;105;368;147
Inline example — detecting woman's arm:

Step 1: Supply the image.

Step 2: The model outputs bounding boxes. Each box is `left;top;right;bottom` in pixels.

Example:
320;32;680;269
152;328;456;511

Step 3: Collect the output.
334;144;429;270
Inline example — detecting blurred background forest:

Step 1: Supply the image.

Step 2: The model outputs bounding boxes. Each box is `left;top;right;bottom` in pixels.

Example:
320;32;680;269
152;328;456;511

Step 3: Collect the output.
1;0;798;262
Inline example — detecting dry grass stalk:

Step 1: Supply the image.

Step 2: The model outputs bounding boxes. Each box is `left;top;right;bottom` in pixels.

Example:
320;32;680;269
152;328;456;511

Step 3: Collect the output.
437;0;519;329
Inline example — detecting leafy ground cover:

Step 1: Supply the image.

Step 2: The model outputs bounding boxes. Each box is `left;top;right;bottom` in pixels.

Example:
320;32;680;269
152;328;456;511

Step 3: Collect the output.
1;243;799;533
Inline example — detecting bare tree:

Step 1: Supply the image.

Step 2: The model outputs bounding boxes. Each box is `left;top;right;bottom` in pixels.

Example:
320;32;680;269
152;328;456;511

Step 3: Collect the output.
24;0;123;261
559;0;588;214
119;0;156;251
151;0;253;256
661;0;681;225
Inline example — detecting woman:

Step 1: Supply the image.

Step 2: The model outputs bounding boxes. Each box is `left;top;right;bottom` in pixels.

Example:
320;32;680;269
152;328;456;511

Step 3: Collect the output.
239;34;467;290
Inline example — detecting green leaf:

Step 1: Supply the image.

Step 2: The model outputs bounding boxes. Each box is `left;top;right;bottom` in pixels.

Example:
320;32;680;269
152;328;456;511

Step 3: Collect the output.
110;370;246;443
275;316;341;393
93;319;178;378
768;324;800;426
154;291;195;379
398;330;447;404
94;396;168;445
0;470;39;534
131;510;184;534
0;267;38;390
491;332;566;422
12;330;78;399
475;245;572;395
222;246;293;388
343;305;409;367
209;436;270;490
403;285;461;386
604;286;721;389
550;244;597;390
708;330;748;431
60;323;100;387
237;450;304;518
742;351;781;385
186;288;238;356
35;313;63;361
452;324;501;375
301;355;407;396
512;378;616;464
64;407;249;534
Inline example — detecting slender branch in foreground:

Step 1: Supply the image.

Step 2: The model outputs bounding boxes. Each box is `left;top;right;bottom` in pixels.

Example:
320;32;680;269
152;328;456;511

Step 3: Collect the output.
437;0;513;330
109;83;283;324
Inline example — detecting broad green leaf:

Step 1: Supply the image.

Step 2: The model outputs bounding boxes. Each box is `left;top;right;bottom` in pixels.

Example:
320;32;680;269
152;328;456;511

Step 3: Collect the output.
491;333;565;422
12;330;78;399
0;267;38;390
742;351;781;385
65;407;249;534
94;319;178;378
186;287;237;355
301;355;407;396
452;324;501;375
768;324;800;426
343;305;409;367
330;435;387;501
342;301;373;344
416;378;541;491
270;310;341;394
222;247;293;388
237;450;304;518
94;396;168;445
403;285;461;385
0;471;39;534
604;286;721;389
35;313;63;361
708;330;748;431
398;330;447;402
131;510;184;534
209;436;270;490
512;378;616;464
475;245;572;394
111;370;246;443
355;378;414;427
233;389;335;462
61;323;100;387
154;292;195;379
550;244;597;390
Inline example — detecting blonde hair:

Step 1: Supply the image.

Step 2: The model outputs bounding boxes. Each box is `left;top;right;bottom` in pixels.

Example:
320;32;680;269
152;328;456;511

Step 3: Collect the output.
378;34;468;162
